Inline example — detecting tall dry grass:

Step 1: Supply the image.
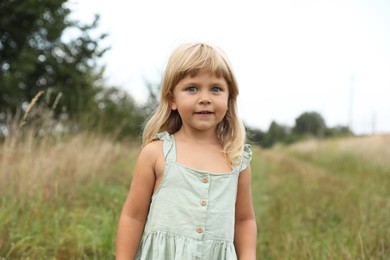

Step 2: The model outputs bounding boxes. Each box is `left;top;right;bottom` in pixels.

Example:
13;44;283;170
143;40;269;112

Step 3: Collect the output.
1;132;124;198
287;134;390;168
0;92;140;258
0;129;139;258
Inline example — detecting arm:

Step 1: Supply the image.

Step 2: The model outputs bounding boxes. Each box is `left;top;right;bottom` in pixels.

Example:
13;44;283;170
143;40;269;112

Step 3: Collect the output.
116;142;161;260
234;165;257;260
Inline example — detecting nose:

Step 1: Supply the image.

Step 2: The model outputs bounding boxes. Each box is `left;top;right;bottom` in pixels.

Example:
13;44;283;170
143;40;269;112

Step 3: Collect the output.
199;91;211;105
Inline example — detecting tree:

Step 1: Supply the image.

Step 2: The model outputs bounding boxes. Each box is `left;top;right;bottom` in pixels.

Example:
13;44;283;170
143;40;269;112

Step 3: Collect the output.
246;126;266;147
293;111;326;136
263;121;289;148
142;81;161;116
325;125;353;137
0;0;108;125
90;86;146;139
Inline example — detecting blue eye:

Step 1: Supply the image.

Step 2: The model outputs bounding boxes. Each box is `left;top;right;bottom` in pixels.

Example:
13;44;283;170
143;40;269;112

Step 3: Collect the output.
211;87;221;93
187;86;197;93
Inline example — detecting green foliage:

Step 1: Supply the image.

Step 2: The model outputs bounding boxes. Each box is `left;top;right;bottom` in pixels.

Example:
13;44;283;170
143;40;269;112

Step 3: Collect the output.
249;111;353;149
142;81;161;116
0;0;151;140
88;87;146;140
263;121;289;148
293;111;326;136
0;0;108;125
325;125;353;137
246;126;266;146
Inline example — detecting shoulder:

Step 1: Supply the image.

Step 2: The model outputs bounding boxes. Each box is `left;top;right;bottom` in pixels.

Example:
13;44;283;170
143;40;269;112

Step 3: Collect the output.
136;139;166;181
138;131;172;166
139;139;164;161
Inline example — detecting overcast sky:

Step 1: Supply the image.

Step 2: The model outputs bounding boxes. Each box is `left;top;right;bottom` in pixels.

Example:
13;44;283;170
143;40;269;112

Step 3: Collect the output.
68;0;390;135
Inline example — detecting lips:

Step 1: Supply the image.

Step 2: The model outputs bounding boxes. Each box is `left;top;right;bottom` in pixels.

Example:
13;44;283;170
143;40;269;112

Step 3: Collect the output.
194;111;214;115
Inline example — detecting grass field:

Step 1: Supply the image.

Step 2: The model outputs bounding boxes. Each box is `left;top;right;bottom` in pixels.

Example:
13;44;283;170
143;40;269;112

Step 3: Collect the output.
1;133;389;259
253;135;390;259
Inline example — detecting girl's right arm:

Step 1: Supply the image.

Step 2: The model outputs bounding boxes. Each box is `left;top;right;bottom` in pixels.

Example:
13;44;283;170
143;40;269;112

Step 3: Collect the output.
116;142;161;260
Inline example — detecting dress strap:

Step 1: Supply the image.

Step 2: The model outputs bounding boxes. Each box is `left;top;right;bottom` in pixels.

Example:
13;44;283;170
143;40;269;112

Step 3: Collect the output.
154;131;176;163
237;144;252;173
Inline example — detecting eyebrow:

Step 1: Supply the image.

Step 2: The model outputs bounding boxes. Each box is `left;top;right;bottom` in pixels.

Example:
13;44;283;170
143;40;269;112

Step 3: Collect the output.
181;78;227;85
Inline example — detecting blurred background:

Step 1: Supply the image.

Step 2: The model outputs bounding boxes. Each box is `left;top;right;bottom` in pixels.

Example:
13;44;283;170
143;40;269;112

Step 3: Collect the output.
1;0;389;259
67;0;390;136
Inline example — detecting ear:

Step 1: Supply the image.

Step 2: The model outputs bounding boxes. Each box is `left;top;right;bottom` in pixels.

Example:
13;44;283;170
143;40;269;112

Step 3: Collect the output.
170;96;177;110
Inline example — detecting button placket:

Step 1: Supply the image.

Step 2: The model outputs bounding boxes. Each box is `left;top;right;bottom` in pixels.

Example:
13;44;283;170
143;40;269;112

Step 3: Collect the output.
197;174;209;237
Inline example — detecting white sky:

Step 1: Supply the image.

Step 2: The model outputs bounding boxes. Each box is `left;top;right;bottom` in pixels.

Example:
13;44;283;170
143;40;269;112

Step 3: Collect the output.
67;0;390;135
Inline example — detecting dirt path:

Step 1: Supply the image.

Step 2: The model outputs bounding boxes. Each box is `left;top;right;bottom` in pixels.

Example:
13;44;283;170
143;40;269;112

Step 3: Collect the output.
257;148;345;185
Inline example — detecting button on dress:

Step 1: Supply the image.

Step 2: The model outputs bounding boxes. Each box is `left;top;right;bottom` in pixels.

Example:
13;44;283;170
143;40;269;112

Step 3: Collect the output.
135;131;252;260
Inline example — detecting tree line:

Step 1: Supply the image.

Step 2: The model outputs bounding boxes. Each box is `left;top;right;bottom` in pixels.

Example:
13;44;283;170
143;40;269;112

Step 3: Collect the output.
246;111;352;148
0;0;352;146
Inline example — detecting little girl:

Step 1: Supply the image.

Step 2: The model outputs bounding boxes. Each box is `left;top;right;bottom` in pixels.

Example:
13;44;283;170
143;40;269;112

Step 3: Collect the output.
116;43;257;260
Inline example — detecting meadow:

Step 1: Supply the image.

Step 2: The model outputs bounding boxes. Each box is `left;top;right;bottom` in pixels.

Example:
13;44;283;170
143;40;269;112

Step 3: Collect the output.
0;132;389;259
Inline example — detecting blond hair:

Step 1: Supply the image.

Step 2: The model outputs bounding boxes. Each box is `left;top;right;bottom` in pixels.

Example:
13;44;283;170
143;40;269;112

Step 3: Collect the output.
142;43;246;166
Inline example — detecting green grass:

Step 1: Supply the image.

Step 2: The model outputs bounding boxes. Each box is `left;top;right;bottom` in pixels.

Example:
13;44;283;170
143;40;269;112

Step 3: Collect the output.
1;134;389;259
0;134;137;259
1;172;129;259
251;137;390;259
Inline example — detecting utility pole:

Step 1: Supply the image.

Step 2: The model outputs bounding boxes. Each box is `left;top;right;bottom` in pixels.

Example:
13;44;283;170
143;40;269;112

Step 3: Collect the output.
348;74;355;132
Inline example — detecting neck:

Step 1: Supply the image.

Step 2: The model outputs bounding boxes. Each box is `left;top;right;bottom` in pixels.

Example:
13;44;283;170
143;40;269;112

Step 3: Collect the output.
174;127;220;145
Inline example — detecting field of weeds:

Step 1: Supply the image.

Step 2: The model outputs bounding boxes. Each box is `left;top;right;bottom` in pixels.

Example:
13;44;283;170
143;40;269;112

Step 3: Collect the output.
1;133;389;259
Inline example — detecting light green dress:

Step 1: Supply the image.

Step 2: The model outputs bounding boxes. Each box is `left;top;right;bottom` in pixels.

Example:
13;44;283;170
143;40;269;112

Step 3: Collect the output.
136;131;252;260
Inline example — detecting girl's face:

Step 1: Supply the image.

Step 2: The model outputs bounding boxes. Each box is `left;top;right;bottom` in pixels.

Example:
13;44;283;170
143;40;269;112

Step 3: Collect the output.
170;69;229;133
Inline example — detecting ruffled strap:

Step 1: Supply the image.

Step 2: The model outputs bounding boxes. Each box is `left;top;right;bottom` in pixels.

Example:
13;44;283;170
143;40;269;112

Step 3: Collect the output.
154;131;175;163
239;144;252;172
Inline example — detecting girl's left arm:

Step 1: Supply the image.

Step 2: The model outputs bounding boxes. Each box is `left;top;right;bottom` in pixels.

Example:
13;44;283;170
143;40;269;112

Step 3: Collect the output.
234;165;257;260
